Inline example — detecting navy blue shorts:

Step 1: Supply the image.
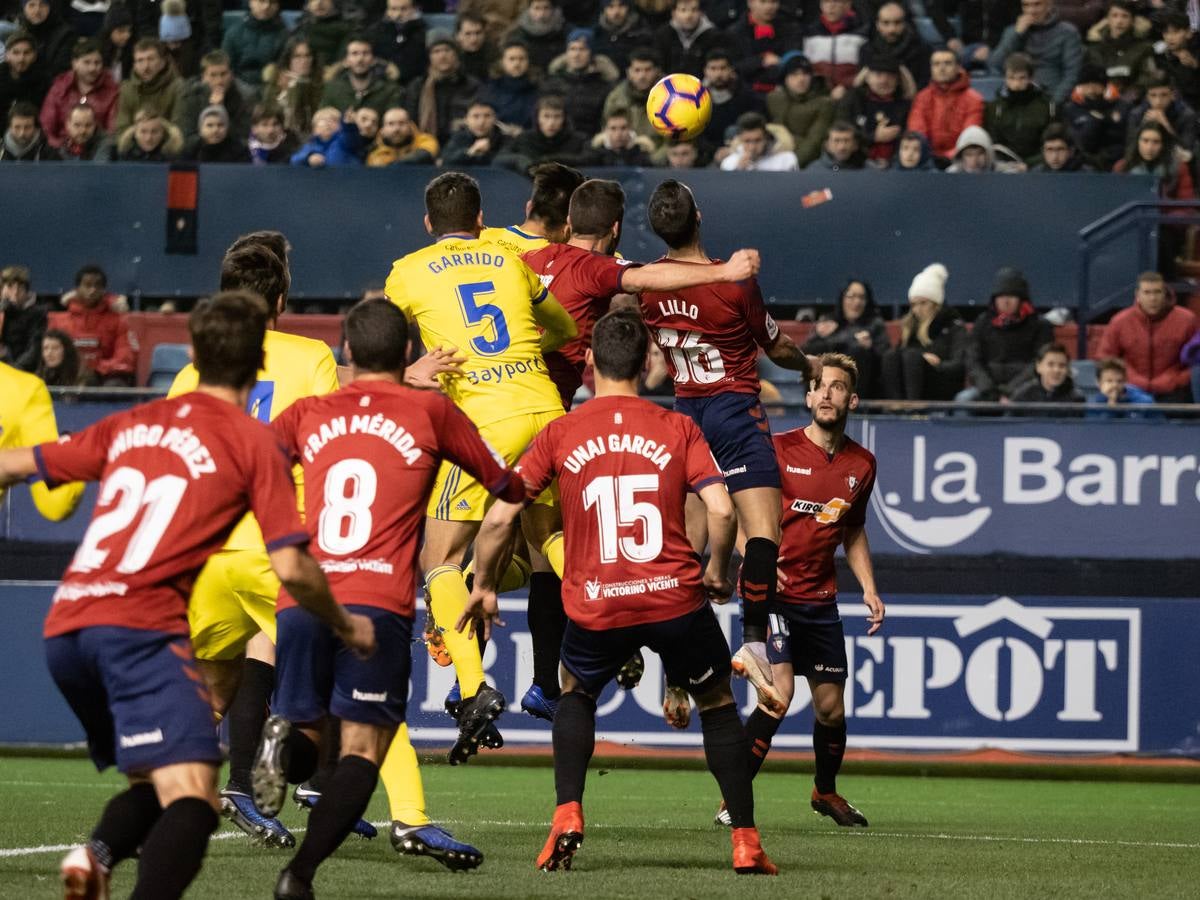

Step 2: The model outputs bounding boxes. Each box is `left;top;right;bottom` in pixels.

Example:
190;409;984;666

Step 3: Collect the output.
45;627;221;774
764;603;847;682
674;392;780;492
274;605;412;727
560;604;732;696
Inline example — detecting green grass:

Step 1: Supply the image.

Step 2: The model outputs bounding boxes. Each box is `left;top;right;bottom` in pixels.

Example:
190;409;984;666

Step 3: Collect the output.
2;757;1199;899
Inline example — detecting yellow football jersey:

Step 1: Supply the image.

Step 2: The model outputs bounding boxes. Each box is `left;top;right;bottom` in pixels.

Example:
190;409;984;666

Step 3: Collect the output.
385;235;563;427
480;224;550;257
168;329;338;549
0;362;83;520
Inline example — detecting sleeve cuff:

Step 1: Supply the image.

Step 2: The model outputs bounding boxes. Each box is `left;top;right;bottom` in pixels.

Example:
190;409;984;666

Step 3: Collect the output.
265;531;310;553
691;475;724;493
32;445;54;487
532;285;548;304
489;471;527;504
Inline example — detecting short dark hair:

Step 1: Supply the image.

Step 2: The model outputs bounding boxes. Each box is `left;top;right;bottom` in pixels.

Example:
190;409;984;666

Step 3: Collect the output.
1108;0;1135;14
647;179;699;249
591;310;648;380
1041;122;1072;146
219;244;288;315
201;49;231;70
536;94;566;117
1004;51;1034;76
816;352;859;391
190;291;269;390
251;103;284;126
425;171;482;235
528;162;585;230
704;47;733;66
1145;75;1174;92
568;179;625;237
455;11;485;30
502;37;530;54
828;118;857;137
4;30;35;53
8;100;37;121
345;298;408;373
74;264;106;287
72;37;102;59
1138;270;1164;286
605;107;631;124
344;33;372;54
736;111;767;134
1035;342;1069;362
133;37;166;57
1161;10;1191;31
1097;356;1127;378
629;47;662;68
227;230;291;266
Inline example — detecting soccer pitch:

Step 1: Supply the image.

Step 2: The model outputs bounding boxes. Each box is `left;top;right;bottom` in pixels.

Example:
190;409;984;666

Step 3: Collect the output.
2;758;1198;899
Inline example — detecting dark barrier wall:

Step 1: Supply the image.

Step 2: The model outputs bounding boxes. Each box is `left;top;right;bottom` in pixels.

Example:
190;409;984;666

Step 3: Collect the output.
0;166;1154;310
4;585;1193;755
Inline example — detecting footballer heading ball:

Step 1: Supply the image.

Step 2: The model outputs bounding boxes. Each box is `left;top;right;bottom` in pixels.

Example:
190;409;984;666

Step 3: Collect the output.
646;73;713;142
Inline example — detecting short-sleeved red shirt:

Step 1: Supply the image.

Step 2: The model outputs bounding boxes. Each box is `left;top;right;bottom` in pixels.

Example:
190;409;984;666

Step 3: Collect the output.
36;392;308;638
516;395;723;630
640;262;779;397
774;428;876;608
271;381;524;617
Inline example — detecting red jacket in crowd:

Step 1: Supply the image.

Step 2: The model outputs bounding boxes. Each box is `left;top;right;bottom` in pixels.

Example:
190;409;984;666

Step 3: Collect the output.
907;70;985;159
48;296;138;383
39;70;120;148
1097;297;1198;396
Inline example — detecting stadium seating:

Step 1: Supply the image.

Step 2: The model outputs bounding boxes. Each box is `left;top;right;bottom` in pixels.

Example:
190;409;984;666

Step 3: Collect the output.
970;76;1005;102
146;343;191;389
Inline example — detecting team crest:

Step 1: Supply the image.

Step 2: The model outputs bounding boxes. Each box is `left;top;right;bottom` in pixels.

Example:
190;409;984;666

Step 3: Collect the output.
848;475;858;491
770;633;786;654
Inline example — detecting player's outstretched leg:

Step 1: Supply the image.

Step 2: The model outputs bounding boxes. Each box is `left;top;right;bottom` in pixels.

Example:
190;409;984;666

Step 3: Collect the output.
253;716;319;818
63;781;162;898
537;690;595;871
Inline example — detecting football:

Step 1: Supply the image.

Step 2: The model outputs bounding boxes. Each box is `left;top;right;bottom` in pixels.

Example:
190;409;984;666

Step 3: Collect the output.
646;73;713;142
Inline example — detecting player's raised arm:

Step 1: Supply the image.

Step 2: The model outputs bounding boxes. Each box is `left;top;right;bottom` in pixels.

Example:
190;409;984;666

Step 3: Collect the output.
620;249;763;295
532;290;578;354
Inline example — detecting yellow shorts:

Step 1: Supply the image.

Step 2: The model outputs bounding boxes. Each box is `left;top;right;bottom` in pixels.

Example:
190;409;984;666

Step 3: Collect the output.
188;549;280;661
427;409;561;521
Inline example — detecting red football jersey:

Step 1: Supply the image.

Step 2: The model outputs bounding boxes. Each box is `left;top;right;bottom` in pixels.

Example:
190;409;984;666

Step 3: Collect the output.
36;392;308;638
639;262;779;398
270;381;525;616
774;427;876;607
516;395;723;630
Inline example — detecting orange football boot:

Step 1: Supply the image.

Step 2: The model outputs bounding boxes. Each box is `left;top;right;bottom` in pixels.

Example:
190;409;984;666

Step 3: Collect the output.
536;801;584;872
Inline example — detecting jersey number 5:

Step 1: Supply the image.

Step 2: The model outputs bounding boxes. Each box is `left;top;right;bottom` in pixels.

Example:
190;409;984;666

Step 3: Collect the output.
457;281;510;356
582;474;663;564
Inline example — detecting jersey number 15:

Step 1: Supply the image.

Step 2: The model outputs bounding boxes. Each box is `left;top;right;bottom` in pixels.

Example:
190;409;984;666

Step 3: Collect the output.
582;474;663;564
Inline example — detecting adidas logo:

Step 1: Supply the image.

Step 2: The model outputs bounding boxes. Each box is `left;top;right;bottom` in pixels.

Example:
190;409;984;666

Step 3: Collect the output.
455;500;472;511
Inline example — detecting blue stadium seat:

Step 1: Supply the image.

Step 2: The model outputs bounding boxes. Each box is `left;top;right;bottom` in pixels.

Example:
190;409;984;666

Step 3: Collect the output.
147;343;191;389
425;13;457;32
1072;359;1101;400
914;15;942;46
758;354;807;385
281;10;301;30
971;76;1005;102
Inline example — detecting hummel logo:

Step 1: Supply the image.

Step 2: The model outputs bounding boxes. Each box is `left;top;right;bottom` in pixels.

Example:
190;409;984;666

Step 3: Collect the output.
585;579;602;601
455;499;472;511
119;728;164;749
688;667;714;685
352;689;388;702
787;466;811;475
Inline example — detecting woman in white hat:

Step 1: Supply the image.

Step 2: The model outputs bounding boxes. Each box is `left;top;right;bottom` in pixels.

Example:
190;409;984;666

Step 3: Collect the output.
879;263;968;400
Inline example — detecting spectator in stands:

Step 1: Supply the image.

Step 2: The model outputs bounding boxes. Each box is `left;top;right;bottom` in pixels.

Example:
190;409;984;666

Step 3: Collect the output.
1032;121;1090;170
34;328;82;387
221;0;287;88
719;109;798;169
479;39;538;129
40;37;117;147
586;106;652;164
158;0;198;79
367;0;428;85
838;52;909;165
296;0;353;71
702;46;764;161
366;104;437;164
1086;356;1156;416
860;2;930;88
1158;11;1200;113
947;123;1023;172
984;51;1055;165
1126;77;1197;158
881;263;967;400
907;47;984;162
180;104;250;161
1096;270;1198;402
665;138;700;166
126;0;219;59
602;46;662;146
927;0;1019;72
1;31;49;134
0;264;48;370
809;117;865;168
404;29;481;147
1084;0;1152;98
766;51;832;167
892;129;937;169
114;38;180;132
290;106;362;165
1182;330;1200;406
959;265;1053;402
115;107;182;160
19;0;74;77
454;13;497;83
56;103;106;159
726;0;800;95
49;264;138;387
99;5;134;84
1113;122;1195;273
1062;62;1125;169
654;0;724;79
504;0;566;74
496;92;587;171
248;102;300;163
544;28;620;137
594;0;653;74
261;38;324;137
990;0;1081;105
322;35;402;117
800;0;866;98
440;98;509;164
1007;342;1084;409
174;49;251;141
802;277;889;396
350;104;380;150
0;99;56;159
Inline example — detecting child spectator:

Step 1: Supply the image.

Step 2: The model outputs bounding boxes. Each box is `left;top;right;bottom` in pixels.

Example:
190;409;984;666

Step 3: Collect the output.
248;103;300;164
48;264;138;386
1084;0;1153;97
440;99;508;165
180;105;250;162
261;38;324;137
880;262;968;400
0;99;56;160
40;37;118;147
892;129;936;170
366;105;438;164
174;49;252;141
1008;342;1084;409
478;39;538;130
290;106;362;166
1086;356;1157;417
115;107;182;160
766;52;833;168
35;328;82;387
990;0;1082;105
802;277;890;397
1032;121;1090;170
984;51;1055;165
586;107;653;165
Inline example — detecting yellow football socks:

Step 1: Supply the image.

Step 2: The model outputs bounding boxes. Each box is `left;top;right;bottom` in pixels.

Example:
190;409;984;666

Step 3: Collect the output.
541;532;565;579
380;724;429;826
426;564;485;700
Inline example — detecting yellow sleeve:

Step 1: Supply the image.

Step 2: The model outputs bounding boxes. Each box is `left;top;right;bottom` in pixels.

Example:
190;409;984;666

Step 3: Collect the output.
167;363;199;398
385;263;412;319
311;346;340;396
21;381;84;522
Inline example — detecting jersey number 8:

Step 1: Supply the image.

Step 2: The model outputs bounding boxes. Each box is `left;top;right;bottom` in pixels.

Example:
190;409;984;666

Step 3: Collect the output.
318;458;377;555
